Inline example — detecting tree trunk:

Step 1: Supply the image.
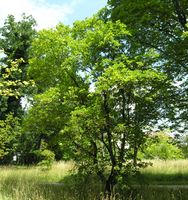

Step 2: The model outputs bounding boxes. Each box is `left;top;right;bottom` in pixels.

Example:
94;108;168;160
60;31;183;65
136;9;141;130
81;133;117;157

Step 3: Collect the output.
104;174;116;199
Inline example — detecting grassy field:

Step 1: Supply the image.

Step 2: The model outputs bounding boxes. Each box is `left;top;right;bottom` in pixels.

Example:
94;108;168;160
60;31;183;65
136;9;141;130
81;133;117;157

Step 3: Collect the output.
131;160;188;200
0;160;188;200
0;162;75;200
0;161;104;200
137;159;188;185
142;159;188;175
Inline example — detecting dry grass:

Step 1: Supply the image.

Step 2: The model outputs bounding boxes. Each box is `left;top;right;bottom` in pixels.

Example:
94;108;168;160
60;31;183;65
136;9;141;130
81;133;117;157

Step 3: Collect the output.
0;161;74;182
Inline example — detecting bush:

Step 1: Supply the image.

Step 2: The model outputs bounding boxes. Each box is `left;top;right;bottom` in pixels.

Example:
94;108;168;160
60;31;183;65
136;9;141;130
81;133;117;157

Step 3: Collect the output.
139;131;184;160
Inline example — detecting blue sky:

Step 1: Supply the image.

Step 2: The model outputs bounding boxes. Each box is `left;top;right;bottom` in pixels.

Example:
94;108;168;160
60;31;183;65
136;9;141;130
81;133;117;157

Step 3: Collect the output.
0;0;107;29
65;0;107;24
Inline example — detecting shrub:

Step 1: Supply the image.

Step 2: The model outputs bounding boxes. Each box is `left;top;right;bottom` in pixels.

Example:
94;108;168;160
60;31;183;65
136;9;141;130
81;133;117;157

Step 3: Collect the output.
139;131;184;160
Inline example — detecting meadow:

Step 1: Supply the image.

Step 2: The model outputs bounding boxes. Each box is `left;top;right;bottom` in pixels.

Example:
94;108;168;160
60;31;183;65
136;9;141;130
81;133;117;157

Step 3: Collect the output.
1;160;188;200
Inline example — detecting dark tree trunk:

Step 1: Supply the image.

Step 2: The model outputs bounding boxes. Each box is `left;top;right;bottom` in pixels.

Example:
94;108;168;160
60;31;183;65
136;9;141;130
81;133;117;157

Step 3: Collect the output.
104;173;116;199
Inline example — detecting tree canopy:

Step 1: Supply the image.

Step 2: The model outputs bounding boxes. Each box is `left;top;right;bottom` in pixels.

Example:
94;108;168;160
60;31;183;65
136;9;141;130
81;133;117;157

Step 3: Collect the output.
107;0;188;134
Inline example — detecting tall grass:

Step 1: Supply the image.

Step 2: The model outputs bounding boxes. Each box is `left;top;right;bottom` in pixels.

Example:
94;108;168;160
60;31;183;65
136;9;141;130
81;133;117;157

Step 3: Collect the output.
0;162;74;200
1;160;188;200
142;159;188;174
138;159;188;185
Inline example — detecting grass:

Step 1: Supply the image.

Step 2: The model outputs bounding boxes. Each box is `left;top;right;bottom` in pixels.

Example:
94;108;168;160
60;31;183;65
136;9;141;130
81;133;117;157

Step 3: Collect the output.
142;159;188;174
1;160;188;200
0;161;75;200
137;159;188;185
0;161;74;182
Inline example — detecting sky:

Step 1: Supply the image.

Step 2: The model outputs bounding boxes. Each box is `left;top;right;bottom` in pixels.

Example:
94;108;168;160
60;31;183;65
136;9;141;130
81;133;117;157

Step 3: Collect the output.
0;0;107;29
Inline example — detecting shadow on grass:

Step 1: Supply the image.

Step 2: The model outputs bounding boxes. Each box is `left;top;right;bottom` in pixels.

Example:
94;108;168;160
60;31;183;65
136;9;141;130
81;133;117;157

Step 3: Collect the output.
57;173;104;200
133;172;188;185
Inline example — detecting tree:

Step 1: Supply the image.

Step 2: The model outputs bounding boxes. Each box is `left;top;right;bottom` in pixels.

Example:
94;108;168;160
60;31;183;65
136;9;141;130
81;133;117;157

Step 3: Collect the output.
26;17;171;196
139;131;183;160
22;23;87;163
0;14;36;119
0;59;34;162
107;0;188;134
21;87;66;163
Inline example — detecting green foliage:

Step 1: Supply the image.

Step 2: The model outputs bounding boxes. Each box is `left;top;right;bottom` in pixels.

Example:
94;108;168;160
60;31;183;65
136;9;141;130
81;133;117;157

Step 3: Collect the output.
0;14;36;62
0;60;34;162
107;0;188;133
34;140;55;168
0;14;36;119
36;149;55;170
0;59;34;98
0;114;21;160
21;87;66;162
139;132;184;160
175;135;188;158
0;14;36;161
26;17;172;195
1;4;187;198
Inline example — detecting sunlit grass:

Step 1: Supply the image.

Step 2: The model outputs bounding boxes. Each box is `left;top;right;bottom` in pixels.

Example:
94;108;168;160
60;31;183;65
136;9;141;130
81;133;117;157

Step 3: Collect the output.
0;161;74;183
142;159;188;174
0;161;74;200
137;159;188;185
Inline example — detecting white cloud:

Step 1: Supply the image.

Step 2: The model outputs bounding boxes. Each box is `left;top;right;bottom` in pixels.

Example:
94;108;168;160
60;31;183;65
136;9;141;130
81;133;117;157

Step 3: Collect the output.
0;0;82;29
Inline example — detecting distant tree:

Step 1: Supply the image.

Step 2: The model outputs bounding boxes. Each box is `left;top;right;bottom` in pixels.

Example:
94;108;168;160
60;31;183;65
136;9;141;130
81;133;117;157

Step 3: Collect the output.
139;131;184;160
173;133;188;158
